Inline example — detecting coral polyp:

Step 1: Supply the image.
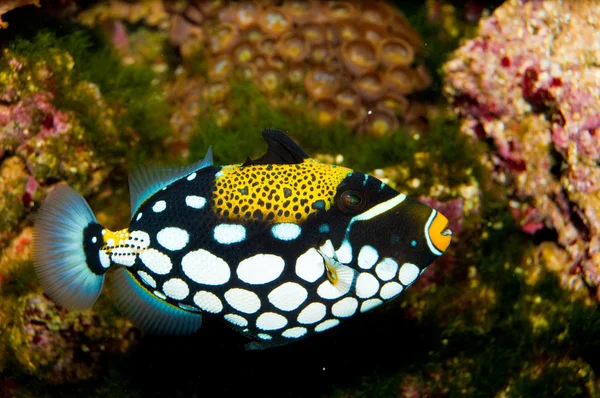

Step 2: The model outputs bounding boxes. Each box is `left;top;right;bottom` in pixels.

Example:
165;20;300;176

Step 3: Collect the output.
156;0;430;136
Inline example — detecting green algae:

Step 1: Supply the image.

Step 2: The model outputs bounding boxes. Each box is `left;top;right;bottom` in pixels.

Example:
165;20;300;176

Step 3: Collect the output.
188;79;485;194
0;260;36;297
5;27;170;166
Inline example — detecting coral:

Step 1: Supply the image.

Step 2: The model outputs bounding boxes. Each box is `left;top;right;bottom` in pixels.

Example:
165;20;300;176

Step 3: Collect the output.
0;0;40;28
0;29;171;188
0;28;170;387
7;293;136;383
0;45;113;244
81;0;431;137
78;0;169;29
443;0;600;299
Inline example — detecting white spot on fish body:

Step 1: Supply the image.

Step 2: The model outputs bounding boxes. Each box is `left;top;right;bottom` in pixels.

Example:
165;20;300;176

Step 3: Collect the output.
187;172;196;181
380;281;403;300
271;223;302;241
157;227;189;251
360;298;383;313
375;258;398;281
129;231;150;248
399;263;420;286
224;314;248;327
99;250;110;269
193;291;223;313
315;319;340;332
137;270;156;288
185;195;206;209
319;240;335;258
282;327;307;339
178;303;200;312
237;254;284;285
154;290;166;300
140;249;172;275
111;247;135;266
214;224;246;244
182;249;231;285
331;297;358;318
335;240;353;264
268;282;308;311
317;280;350;300
297;302;326;324
295;248;325;283
357;245;378;269
224;288;261;314
162;278;189;300
256;312;288;331
258;333;272;340
136;213;142;221
356;273;380;299
152;200;166;213
91;236;97;244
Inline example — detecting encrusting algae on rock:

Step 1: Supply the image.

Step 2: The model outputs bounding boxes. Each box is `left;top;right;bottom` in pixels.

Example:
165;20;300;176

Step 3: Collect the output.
8;293;136;383
443;0;600;300
0;28;172;384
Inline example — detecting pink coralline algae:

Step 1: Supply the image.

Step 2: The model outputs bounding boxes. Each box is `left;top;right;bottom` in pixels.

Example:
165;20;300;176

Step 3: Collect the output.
0;48;116;242
8;293;136;383
443;0;600;297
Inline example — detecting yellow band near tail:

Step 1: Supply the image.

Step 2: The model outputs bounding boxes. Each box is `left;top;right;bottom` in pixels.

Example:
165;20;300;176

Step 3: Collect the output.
101;229;131;254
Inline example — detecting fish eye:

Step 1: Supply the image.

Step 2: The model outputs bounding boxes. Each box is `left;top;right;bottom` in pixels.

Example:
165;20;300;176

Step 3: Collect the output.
337;190;366;214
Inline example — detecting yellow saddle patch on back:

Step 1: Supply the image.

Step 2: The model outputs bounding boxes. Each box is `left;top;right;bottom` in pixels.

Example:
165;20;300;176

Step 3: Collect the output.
212;160;351;223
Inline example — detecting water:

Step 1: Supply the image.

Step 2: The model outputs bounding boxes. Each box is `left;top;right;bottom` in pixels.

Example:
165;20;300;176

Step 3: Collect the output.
0;1;598;397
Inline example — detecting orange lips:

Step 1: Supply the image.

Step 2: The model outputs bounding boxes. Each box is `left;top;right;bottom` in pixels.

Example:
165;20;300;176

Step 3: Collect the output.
428;211;452;253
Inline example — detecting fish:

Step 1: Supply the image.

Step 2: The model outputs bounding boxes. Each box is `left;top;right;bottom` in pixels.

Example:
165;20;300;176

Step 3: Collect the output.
33;129;452;350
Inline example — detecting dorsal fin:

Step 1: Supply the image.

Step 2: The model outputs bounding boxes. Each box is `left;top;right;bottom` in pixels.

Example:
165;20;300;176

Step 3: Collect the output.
128;146;213;216
242;129;309;167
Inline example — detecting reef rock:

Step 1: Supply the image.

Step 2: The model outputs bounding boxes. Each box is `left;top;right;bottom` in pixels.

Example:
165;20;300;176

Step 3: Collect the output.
443;0;600;298
8;293;136;383
0;0;40;28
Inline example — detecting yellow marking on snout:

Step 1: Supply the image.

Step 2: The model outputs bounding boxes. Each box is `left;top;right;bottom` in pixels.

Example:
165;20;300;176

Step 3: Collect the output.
428;212;451;252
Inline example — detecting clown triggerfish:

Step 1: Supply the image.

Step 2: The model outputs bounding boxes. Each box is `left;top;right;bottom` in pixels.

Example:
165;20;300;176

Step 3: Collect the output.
33;129;451;350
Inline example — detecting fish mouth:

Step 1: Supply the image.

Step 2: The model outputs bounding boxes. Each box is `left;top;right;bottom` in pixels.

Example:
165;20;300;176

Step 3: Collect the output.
428;211;452;253
441;226;453;237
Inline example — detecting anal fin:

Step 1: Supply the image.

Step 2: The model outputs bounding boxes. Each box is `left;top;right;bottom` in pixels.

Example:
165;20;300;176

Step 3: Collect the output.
112;268;202;335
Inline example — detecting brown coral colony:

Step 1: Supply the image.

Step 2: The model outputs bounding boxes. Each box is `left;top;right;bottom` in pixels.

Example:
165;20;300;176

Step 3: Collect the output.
167;1;429;136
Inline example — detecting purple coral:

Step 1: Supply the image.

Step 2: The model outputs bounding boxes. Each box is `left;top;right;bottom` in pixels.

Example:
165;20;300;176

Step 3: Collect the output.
443;0;600;297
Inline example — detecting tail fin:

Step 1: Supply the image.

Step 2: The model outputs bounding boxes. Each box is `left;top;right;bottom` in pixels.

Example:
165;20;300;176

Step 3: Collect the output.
33;184;109;310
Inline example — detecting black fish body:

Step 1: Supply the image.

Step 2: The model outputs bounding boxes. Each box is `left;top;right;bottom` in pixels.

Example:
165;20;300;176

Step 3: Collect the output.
33;129;452;349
